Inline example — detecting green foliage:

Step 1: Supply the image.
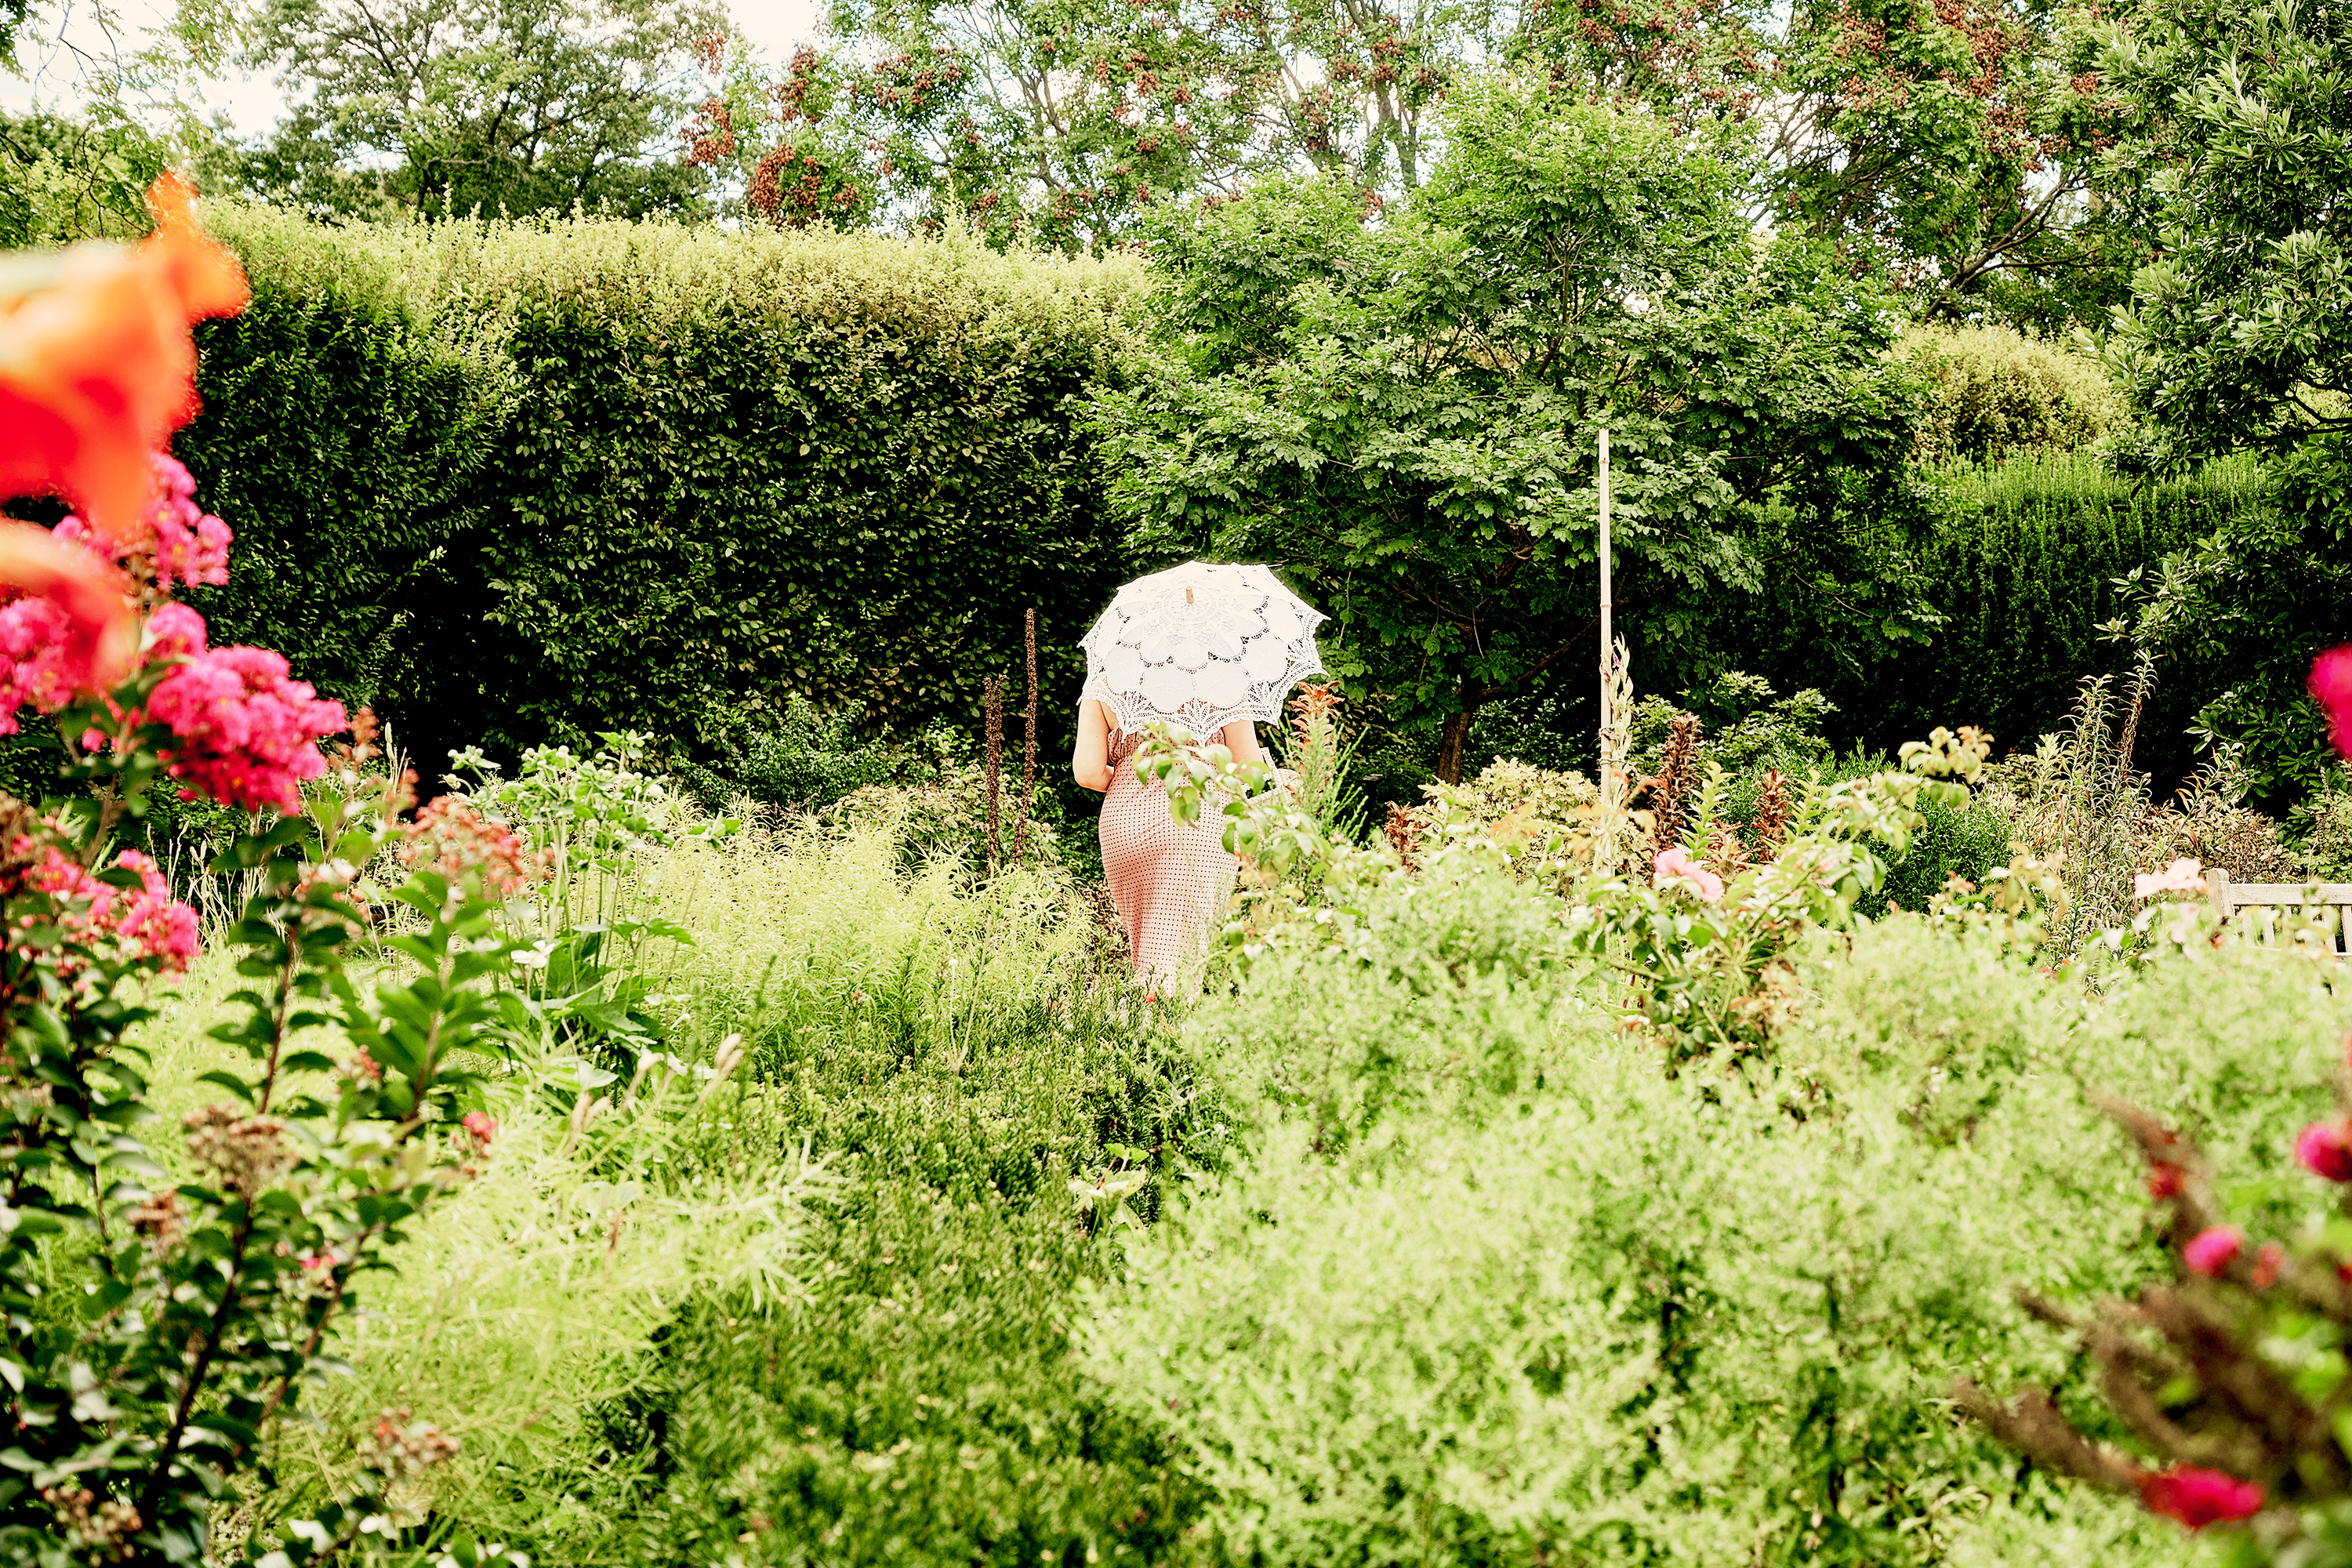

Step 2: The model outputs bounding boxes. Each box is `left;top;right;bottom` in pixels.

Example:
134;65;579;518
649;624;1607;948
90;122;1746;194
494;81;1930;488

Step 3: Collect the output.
1700;449;2263;790
2078;0;2352;804
234;0;724;218
176;207;1145;778
364;818;1215;1563
1097;85;1921;782
1083;864;2352;1566
1767;0;2136;330
1903;324;2122;463
0;111;170;248
679;696;956;815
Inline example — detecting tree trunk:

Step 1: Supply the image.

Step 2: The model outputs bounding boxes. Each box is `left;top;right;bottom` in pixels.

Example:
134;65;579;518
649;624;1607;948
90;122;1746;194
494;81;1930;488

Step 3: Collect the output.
1436;705;1475;786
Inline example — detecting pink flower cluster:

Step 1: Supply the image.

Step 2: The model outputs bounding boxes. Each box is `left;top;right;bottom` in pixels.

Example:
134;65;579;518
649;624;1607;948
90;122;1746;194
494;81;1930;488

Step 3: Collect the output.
1653;845;1724;902
2132;857;2206;901
54;452;231;593
20;843;198;970
2183;1225;2243;1277
140;605;346;812
2297;1120;2352;1182
397;798;550;900
0;594;88;735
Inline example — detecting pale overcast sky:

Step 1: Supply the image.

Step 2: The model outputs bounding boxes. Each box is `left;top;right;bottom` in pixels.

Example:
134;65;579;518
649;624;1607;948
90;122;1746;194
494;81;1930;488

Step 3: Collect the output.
1;0;826;140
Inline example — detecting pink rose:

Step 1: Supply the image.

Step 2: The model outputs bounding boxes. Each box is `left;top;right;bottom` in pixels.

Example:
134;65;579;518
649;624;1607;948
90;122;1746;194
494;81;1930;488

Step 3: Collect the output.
2183;1225;2244;1278
2297;1121;2352;1183
2140;1467;2263;1530
1653;845;1724;904
2132;858;2206;900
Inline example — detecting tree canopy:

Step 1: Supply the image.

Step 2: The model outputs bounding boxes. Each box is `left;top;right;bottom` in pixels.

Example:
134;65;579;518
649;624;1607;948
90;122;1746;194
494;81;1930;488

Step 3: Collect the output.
237;0;723;216
1094;81;1921;780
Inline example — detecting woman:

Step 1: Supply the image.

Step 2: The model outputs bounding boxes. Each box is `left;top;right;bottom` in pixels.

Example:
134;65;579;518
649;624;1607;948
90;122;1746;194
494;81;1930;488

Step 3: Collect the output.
1073;697;1261;997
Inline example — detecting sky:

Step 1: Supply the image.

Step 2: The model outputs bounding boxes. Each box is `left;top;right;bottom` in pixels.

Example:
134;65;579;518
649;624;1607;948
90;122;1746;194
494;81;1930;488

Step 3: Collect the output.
1;0;826;138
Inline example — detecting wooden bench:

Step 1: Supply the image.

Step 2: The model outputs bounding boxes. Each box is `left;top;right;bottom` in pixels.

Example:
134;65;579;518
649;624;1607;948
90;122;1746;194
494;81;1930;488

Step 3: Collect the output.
2207;870;2352;954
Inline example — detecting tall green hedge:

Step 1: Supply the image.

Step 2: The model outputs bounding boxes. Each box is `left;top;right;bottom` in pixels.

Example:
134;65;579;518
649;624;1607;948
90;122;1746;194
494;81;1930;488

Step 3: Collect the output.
1707;452;2263;786
180;210;1145;776
172;209;2249;791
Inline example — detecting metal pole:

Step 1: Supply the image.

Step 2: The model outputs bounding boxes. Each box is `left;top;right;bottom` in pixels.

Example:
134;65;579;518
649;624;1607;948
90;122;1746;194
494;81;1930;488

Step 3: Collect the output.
1598;426;1612;739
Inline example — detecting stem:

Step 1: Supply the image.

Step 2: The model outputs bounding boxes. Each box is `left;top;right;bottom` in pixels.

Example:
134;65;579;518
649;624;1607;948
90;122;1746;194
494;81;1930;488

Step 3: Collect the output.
140;1208;256;1523
253;926;308;1116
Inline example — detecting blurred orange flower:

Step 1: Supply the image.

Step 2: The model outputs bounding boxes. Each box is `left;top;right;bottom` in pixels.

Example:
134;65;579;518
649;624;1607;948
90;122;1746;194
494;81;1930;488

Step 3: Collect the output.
0;172;248;548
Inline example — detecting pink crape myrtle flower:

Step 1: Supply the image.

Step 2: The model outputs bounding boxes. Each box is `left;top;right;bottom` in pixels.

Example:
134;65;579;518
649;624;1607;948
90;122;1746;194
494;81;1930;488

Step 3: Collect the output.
2133;858;2207;900
2183;1225;2244;1277
2140;1467;2264;1530
1654;845;1724;903
53;453;232;593
2314;646;2352;761
111;849;198;971
18;844;197;967
143;601;205;661
140;607;346;812
143;453;231;591
2297;1120;2352;1182
0;594;89;735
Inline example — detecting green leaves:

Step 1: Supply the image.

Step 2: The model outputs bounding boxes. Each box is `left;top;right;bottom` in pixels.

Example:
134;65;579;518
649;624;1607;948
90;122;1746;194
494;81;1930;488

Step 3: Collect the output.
1098;96;1918;775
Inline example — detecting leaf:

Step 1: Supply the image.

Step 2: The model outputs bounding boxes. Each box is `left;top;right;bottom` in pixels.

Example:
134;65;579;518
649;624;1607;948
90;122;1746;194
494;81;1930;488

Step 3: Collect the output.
195;1071;259;1104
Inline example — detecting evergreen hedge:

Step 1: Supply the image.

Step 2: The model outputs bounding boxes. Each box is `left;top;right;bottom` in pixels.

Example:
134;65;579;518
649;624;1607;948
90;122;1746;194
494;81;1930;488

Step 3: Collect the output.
165;209;2251;789
179;209;1145;776
1711;453;2263;787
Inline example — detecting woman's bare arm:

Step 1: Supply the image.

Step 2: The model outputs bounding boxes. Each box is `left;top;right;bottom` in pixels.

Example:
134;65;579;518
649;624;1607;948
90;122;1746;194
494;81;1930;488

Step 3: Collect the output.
1220;720;1263;765
1073;699;1113;792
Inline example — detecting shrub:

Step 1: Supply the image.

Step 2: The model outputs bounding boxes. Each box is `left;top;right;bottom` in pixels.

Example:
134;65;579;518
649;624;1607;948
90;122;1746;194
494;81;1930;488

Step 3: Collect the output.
1083;869;2352;1567
180;206;1148;777
1903;323;2122;463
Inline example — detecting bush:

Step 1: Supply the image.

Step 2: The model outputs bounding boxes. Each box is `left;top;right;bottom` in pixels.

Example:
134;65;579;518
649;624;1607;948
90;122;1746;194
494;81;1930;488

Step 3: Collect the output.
179;207;1147;778
197;813;1210;1563
1082;867;2352;1566
1698;451;2264;793
1903;324;2122;463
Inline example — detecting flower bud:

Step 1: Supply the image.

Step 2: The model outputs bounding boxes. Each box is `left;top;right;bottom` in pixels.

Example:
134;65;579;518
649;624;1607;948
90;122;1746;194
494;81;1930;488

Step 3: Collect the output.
2183;1225;2244;1278
2298;1121;2352;1182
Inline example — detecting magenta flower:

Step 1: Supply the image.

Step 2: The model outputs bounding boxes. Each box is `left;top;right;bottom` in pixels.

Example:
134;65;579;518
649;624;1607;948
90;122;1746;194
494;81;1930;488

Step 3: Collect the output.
461;1111;497;1148
2314;647;2352;761
143;454;231;592
2140;1467;2263;1530
146;638;346;812
53;453;232;593
143;601;206;662
0;595;89;735
2297;1120;2352;1182
2183;1225;2244;1277
1653;845;1724;903
111;850;198;971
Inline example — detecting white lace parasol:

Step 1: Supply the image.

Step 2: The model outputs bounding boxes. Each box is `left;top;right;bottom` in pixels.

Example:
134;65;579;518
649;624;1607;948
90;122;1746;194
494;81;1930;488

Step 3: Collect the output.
1079;561;1328;738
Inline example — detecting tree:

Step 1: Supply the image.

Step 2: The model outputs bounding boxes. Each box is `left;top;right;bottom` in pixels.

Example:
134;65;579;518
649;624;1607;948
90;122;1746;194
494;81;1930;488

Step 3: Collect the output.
1092;79;1921;781
238;0;724;217
2092;0;2352;800
1759;0;2136;329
